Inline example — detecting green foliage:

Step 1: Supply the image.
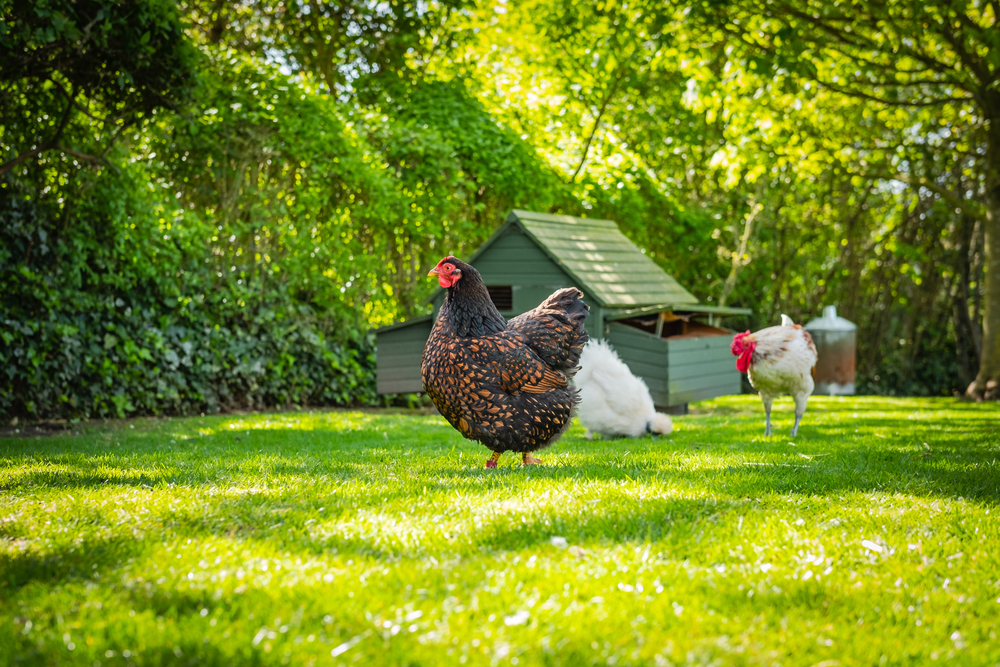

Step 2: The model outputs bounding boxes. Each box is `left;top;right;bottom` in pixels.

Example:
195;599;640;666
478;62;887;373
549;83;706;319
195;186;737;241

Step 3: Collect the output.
361;77;570;313
2;0;993;420
0;0;196;102
0;161;376;420
0;0;198;176
2;397;1000;664
427;0;987;396
0;32;566;420
145;49;393;327
179;0;473;95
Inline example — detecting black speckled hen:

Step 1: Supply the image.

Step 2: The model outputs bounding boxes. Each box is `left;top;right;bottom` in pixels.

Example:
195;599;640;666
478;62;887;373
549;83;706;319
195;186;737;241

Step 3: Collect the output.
421;256;590;468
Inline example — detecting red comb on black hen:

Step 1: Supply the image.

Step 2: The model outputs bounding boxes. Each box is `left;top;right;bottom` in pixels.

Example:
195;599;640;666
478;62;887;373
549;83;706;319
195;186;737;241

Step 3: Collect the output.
421;256;590;468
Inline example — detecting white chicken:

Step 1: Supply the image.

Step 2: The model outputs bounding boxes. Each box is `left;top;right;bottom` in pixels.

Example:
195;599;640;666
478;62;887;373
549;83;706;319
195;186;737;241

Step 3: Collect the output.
730;314;818;437
574;340;673;438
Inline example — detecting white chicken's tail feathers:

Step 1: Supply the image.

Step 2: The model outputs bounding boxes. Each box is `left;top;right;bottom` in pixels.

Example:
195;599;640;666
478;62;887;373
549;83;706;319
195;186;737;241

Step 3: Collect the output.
780;314;795;327
648;412;673;435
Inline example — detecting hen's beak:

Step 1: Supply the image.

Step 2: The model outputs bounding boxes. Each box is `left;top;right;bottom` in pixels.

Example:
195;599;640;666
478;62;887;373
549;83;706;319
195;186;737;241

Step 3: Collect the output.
427;267;440;277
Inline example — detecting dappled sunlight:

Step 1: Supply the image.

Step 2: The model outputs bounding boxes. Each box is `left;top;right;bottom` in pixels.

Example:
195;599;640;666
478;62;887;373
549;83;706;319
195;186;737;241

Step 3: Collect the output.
309;509;441;556
3;397;999;666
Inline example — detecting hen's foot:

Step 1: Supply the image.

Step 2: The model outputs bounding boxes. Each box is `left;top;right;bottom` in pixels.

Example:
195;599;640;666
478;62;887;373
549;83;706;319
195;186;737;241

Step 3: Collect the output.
791;413;803;438
485;451;502;469
522;453;543;465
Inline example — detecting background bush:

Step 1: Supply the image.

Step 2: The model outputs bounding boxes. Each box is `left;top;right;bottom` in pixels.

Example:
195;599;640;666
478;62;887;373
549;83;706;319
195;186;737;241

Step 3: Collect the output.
0;159;375;419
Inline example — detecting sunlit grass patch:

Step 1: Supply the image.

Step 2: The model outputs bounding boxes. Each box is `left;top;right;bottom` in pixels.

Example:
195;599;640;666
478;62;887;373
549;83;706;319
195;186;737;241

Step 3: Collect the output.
2;397;999;665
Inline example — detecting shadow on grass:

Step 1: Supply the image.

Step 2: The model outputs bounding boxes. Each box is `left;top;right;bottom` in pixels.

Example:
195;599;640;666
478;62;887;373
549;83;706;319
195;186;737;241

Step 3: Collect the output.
3;406;999;498
0;532;151;593
10;629;268;667
1;403;998;570
0;468;173;490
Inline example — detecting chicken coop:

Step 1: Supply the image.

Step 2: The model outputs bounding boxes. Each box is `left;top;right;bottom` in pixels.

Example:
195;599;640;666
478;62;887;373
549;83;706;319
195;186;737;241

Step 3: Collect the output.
374;210;750;412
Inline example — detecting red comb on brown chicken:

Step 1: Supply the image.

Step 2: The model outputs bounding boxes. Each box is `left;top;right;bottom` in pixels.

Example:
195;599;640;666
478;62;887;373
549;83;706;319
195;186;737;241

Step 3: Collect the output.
421;256;590;468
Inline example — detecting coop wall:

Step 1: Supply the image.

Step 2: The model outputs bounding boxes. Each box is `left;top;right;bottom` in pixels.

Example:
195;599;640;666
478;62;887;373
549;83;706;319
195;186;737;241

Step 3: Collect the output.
605;323;740;408
664;335;741;404
604;323;671;406
375;318;433;394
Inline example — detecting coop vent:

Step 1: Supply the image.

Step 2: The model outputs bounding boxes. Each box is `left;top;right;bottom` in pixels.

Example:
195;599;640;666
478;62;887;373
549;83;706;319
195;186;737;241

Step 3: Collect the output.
487;285;513;311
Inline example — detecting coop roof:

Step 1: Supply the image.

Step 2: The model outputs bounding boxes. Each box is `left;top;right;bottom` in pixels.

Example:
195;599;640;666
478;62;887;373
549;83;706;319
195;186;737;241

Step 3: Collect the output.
431;209;700;308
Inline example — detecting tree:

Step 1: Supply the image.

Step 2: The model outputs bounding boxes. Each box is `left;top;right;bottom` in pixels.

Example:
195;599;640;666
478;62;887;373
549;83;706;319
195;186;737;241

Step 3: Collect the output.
416;0;981;394
178;0;471;98
0;0;197;177
695;0;999;397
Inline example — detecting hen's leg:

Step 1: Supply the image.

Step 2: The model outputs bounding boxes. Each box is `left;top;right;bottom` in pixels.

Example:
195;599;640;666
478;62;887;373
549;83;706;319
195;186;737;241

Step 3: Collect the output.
762;395;774;436
485;451;502;469
791;394;808;437
522;452;543;465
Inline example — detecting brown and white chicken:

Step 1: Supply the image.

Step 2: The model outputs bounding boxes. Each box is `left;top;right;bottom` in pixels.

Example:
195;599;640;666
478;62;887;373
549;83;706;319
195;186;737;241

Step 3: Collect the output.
730;315;818;437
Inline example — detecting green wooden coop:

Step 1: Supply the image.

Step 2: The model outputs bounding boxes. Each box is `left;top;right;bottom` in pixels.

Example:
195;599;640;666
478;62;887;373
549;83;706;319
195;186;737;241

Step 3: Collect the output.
374;210;750;411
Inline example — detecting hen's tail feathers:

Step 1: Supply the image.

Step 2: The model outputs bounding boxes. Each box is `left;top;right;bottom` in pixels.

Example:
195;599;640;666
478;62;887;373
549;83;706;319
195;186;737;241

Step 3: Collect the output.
649;412;673;435
545;287;590;373
780;314;795;327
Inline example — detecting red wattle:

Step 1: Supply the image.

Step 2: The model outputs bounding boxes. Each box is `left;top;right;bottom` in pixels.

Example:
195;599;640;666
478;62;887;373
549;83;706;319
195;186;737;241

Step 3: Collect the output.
438;275;453;289
736;348;753;373
731;332;754;372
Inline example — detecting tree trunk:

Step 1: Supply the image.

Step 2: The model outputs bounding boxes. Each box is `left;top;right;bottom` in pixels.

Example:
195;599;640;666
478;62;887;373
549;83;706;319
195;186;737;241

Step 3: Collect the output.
969;205;1000;399
717;198;762;309
954;215;980;388
968;99;1000;399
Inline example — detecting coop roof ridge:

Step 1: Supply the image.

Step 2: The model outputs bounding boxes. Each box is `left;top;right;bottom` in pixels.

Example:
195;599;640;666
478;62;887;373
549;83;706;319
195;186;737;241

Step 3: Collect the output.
425;209;699;308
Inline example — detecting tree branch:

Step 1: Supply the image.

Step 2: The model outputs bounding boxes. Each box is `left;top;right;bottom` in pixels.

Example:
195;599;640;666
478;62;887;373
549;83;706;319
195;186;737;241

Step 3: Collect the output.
940;15;989;85
719;14;970;100
815;79;973;107
821;43;947;76
52;143;120;174
208;0;228;44
49;76;132;126
567;45;638;185
568;74;624;183
777;5;880;52
55;145;102;162
876;18;966;79
718;194;763;308
776;4;960;78
866;170;986;221
0;85;76;176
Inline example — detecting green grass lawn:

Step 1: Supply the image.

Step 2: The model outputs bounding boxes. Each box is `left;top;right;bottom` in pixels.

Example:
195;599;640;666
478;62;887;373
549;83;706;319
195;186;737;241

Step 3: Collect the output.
2;396;999;666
